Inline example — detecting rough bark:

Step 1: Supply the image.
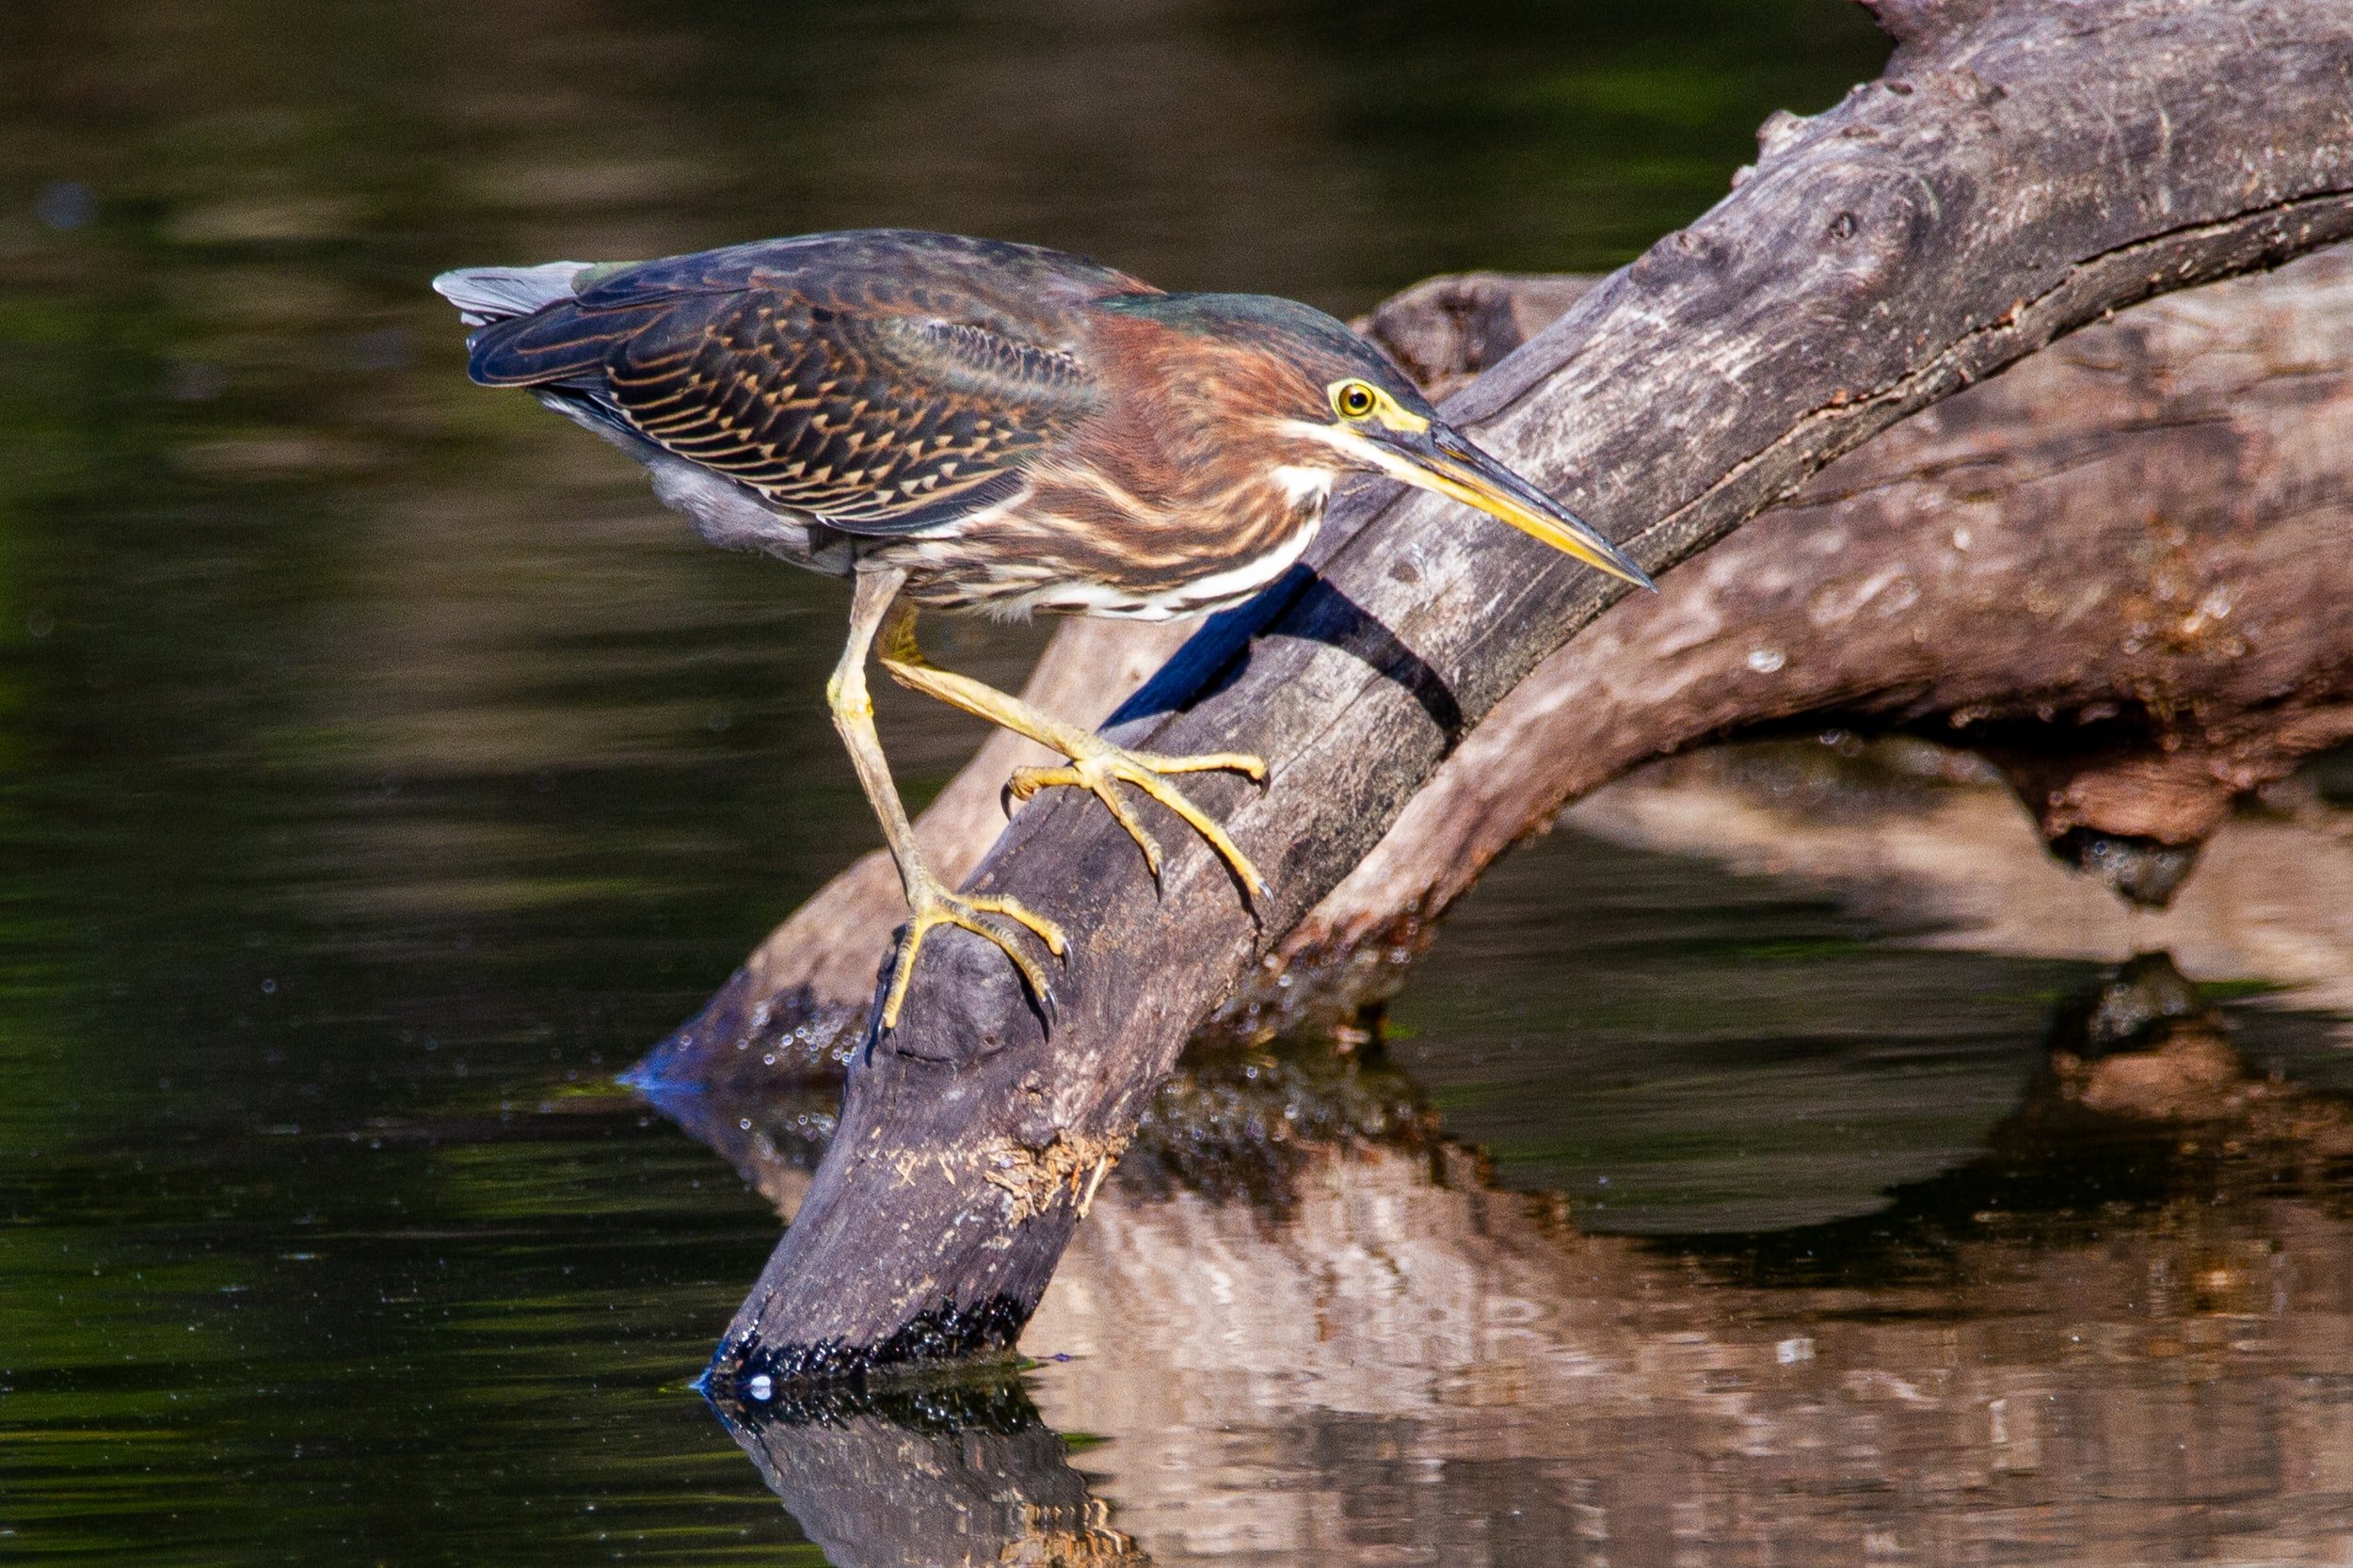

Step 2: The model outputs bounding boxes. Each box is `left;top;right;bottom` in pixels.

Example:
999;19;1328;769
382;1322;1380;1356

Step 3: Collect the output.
1341;249;2353;900
706;0;2353;1388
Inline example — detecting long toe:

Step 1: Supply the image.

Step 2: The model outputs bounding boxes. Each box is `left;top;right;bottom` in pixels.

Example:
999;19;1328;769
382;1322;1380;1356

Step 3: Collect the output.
1118;761;1269;896
1132;748;1268;783
1008;762;1167;880
880;888;1062;1030
1014;744;1269;900
962;888;1069;959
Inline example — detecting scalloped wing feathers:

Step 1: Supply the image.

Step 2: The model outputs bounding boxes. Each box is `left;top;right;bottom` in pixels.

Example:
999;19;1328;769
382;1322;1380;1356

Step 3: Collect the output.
450;231;1152;536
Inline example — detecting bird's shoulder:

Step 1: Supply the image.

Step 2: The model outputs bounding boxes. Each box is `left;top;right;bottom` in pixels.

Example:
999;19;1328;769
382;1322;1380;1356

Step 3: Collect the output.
577;229;1149;321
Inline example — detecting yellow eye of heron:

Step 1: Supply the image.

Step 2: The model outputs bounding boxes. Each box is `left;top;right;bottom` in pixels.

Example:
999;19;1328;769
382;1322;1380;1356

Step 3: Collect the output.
1333;380;1378;420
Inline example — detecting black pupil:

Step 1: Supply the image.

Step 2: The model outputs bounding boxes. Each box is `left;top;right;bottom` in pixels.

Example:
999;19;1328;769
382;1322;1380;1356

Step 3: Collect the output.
1344;386;1371;414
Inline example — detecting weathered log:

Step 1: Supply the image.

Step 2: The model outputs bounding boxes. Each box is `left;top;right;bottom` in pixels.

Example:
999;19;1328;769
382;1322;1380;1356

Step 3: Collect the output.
1345;246;2353;901
668;770;2353;1224
1574;746;2353;1023
643;240;2353;1090
706;0;2353;1387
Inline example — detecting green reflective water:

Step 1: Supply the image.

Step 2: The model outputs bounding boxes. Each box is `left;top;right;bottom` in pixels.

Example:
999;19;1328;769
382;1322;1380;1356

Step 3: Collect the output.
1385;830;2084;1234
8;3;2353;1564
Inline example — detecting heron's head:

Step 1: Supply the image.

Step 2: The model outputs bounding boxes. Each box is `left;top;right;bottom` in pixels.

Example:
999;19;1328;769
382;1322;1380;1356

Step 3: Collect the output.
1106;291;1653;589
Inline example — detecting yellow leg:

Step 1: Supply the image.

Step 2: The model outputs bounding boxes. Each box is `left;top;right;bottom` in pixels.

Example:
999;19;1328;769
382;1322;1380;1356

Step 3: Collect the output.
876;602;1270;895
829;569;1065;1030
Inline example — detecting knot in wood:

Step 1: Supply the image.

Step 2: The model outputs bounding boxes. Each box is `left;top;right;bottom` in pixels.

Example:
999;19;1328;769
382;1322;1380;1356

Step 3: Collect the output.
1757;108;1815;162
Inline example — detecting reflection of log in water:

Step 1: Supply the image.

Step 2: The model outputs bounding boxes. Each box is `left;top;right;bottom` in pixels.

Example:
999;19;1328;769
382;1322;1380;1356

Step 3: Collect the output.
1032;1154;2353;1565
1022;959;2353;1565
695;958;2353;1565
714;1379;1144;1566
1569;742;2353;1030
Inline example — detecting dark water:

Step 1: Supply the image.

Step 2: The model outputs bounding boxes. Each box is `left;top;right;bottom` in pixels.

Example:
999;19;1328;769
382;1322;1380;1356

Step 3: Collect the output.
8;3;2353;1564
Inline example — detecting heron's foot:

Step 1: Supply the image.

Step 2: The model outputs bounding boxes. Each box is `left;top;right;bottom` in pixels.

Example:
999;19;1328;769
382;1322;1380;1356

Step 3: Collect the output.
1005;739;1269;896
881;872;1067;1032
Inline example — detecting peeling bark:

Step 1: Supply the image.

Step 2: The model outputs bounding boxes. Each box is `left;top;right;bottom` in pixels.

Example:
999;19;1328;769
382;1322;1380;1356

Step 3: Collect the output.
700;0;2353;1386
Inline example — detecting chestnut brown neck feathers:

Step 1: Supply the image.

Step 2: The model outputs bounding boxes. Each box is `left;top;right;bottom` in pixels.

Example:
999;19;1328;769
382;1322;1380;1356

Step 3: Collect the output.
874;307;1349;617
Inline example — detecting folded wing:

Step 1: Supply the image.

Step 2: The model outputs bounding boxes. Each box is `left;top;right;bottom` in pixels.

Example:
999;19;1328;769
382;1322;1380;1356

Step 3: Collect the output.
452;232;1126;535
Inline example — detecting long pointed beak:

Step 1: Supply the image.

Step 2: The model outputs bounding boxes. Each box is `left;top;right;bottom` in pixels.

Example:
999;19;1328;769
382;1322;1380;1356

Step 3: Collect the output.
1379;425;1655;591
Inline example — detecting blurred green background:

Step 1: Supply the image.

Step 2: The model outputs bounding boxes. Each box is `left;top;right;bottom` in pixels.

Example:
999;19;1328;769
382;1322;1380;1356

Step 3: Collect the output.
35;3;2329;1563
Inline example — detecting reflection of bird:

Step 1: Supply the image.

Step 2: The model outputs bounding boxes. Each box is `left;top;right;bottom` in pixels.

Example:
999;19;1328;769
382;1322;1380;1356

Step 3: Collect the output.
437;230;1650;1028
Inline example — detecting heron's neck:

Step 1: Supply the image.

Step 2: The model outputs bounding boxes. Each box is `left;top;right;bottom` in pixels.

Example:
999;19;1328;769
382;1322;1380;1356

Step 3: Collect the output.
1031;444;1330;553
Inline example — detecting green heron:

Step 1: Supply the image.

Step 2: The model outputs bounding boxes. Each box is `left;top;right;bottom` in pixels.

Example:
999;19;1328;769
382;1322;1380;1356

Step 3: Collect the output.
436;229;1650;1028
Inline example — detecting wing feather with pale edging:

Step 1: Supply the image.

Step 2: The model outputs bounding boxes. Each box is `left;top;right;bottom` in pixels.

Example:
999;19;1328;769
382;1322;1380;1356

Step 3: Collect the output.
465;232;1133;536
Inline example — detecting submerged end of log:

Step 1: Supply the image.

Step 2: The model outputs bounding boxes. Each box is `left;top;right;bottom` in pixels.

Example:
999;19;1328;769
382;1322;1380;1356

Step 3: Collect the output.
717;1294;1043;1388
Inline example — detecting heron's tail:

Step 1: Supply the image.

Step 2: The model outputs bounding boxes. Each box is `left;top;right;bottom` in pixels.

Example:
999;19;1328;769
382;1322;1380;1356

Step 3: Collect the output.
434;262;664;390
430;262;596;327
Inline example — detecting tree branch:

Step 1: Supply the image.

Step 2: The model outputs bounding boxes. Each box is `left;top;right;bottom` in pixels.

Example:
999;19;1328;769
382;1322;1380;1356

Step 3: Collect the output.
1221;242;2353;1034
